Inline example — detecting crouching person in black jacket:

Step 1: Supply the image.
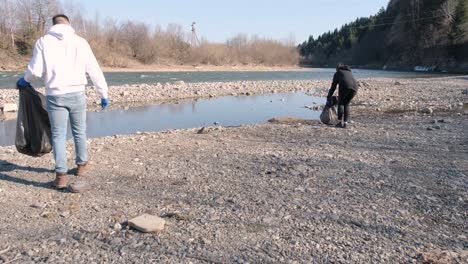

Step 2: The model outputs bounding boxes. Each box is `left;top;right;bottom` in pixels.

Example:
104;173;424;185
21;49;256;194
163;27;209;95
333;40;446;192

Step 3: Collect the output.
326;64;358;128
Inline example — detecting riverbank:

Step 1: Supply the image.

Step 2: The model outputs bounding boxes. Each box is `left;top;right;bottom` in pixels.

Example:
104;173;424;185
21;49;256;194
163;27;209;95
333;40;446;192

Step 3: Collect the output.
1;77;467;115
0;77;467;263
0;115;467;263
102;65;304;73
0;64;304;73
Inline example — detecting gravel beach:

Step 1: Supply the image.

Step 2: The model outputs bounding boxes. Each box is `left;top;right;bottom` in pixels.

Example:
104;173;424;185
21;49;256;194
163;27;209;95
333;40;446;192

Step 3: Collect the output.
1;77;466;113
0;77;467;263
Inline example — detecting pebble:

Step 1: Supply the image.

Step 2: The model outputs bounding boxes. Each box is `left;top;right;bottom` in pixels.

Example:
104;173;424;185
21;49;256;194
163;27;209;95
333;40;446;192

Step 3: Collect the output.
72;233;83;241
197;127;208;134
59;211;70;218
172;80;185;86
31;202;47;209
113;223;122;231
420;107;433;114
69;182;88;193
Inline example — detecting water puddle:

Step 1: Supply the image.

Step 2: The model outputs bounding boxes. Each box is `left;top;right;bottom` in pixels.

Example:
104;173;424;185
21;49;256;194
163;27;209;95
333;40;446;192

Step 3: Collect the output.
0;92;323;146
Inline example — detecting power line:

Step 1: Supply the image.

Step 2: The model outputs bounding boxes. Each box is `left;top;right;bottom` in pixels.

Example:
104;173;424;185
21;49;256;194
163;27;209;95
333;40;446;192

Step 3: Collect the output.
306;14;448;42
347;14;448;30
362;8;446;22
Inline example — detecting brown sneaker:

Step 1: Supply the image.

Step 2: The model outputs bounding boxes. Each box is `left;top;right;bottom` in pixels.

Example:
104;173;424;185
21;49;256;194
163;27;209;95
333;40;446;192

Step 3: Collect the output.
75;163;89;176
54;172;68;189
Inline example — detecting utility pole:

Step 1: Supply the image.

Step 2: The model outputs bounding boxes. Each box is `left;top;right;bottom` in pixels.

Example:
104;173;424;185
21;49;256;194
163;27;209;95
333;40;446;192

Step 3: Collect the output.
190;22;200;47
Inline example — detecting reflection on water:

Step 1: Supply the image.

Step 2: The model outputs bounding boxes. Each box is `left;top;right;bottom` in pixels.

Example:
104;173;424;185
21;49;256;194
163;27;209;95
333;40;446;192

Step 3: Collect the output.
0;92;322;146
0;118;16;146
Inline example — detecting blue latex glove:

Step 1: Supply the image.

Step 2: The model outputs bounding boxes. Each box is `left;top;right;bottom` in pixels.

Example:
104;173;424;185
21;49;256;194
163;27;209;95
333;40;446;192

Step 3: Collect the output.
325;100;332;107
101;98;110;110
16;77;32;89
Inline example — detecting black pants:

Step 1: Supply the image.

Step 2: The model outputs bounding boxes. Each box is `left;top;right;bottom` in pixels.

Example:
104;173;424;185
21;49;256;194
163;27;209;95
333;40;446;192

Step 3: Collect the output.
338;89;356;123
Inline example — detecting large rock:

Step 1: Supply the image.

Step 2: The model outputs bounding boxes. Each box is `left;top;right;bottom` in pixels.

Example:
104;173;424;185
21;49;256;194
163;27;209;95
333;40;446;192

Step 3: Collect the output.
171;80;185;86
357;81;370;88
2;103;17;112
128;214;165;233
420;107;433;114
69;181;89;193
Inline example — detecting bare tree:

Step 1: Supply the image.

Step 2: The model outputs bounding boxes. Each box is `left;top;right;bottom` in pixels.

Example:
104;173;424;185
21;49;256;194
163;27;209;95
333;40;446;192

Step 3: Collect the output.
62;0;87;35
119;21;156;63
0;1;299;68
0;0;18;50
33;0;60;33
16;0;34;38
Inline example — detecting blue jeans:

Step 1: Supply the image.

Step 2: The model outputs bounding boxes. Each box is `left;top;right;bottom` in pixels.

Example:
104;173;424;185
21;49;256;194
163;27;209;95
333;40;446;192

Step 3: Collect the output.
46;92;87;173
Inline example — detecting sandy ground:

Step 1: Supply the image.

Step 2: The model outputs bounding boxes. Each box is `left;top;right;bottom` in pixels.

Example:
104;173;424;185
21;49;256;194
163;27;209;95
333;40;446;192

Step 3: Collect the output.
0;77;467;263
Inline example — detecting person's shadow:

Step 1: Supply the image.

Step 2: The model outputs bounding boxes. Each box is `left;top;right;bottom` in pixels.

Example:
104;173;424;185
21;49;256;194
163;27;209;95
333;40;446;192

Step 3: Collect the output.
0;160;57;190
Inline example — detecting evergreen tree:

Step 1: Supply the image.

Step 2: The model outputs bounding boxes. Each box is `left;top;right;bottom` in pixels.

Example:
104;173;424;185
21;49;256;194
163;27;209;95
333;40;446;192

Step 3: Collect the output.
299;0;468;69
450;0;468;44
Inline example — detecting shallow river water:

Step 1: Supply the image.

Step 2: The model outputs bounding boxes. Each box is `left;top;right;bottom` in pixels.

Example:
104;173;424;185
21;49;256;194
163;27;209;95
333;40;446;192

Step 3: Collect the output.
0;68;458;89
0;92;322;146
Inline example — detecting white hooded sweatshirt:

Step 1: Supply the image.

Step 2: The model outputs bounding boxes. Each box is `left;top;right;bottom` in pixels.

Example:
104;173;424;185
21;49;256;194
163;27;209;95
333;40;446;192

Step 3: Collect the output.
24;24;108;98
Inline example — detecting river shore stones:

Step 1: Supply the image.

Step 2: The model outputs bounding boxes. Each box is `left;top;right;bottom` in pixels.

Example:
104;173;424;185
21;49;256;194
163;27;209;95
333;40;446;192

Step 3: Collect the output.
128;214;166;233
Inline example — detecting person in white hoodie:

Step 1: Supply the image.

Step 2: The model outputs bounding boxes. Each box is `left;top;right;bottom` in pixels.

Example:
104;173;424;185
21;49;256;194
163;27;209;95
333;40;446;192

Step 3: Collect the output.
17;14;110;189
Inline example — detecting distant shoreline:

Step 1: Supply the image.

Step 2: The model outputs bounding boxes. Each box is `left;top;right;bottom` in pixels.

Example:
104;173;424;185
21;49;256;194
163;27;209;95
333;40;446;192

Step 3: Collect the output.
0;64;308;73
3;64;466;74
101;65;307;72
1;77;466;114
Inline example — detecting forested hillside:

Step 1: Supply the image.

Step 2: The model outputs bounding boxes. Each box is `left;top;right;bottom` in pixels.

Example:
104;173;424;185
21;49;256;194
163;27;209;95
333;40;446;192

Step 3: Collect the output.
299;0;468;72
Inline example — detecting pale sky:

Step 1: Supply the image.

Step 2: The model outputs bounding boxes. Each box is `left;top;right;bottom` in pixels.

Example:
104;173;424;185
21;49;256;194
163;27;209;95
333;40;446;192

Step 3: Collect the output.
74;0;390;44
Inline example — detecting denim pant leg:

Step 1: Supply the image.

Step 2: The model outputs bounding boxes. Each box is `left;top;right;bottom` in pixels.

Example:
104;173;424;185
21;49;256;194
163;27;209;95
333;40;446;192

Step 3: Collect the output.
68;94;88;165
46;96;69;173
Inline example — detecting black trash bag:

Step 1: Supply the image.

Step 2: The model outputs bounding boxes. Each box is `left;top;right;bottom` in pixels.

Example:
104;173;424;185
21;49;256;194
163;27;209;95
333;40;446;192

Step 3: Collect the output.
15;86;52;156
320;96;338;125
320;105;338;125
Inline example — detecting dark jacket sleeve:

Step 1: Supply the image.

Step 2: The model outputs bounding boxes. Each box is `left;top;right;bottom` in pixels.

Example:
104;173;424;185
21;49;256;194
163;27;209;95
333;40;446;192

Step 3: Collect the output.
327;72;339;101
